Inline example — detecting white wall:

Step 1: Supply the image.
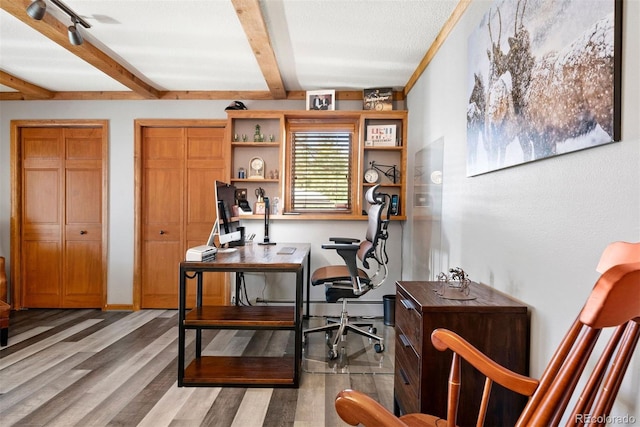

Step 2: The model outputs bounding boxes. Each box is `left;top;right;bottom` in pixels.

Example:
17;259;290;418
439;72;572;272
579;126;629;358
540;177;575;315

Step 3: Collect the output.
0;99;402;316
404;0;639;419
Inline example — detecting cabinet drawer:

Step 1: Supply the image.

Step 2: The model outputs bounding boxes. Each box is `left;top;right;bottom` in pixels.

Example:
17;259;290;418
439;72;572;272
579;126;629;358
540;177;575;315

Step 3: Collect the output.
394;334;421;414
395;290;423;356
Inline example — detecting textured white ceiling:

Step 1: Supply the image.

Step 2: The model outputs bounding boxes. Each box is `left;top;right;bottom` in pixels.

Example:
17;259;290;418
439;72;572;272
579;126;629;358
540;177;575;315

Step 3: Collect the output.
0;0;459;94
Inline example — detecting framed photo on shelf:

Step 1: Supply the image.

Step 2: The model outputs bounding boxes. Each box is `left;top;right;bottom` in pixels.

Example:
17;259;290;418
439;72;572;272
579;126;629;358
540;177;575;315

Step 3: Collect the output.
363;87;393;111
306;90;335;111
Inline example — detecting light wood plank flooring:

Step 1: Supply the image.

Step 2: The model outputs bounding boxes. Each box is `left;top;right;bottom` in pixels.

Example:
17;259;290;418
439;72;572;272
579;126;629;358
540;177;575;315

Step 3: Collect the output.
0;309;395;426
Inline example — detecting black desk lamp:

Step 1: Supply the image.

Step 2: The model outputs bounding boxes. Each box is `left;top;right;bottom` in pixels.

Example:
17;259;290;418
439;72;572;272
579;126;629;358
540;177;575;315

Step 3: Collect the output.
258;197;276;245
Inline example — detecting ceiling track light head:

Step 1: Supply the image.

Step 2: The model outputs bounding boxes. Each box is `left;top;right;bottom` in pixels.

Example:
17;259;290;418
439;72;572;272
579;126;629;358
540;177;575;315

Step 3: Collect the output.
68;20;83;45
26;0;47;20
26;0;91;45
51;0;92;28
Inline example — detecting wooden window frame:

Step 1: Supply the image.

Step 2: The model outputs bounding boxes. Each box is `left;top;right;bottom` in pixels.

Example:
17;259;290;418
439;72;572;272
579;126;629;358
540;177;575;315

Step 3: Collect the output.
284;119;360;216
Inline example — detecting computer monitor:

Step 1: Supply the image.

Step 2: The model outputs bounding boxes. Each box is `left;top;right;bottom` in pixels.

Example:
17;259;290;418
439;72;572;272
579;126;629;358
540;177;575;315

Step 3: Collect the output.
206;181;242;247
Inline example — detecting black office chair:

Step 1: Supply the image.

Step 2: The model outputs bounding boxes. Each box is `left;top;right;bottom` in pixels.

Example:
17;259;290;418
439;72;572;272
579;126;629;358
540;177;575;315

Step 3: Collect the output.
303;184;391;360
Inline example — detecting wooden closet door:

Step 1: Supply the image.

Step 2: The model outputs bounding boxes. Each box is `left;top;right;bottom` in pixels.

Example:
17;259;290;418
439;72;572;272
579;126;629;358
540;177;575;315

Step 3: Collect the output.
22;128;63;307
142;128;184;308
184;128;228;306
141;126;228;308
21;127;105;308
63;128;104;307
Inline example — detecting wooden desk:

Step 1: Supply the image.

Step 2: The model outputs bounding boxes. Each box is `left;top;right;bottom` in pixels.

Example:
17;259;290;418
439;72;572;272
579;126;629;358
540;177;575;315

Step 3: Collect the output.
178;243;311;388
394;281;529;426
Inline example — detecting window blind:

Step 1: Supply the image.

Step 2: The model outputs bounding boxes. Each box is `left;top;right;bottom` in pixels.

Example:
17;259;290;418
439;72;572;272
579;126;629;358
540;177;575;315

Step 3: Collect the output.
291;131;352;212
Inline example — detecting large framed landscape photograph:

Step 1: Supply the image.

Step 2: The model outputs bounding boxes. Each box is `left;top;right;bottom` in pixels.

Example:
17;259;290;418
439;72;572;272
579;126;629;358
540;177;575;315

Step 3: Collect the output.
466;0;622;176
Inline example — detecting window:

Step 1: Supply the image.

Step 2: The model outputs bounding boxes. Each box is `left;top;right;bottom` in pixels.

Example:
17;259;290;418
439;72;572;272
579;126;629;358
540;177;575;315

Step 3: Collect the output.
287;121;357;213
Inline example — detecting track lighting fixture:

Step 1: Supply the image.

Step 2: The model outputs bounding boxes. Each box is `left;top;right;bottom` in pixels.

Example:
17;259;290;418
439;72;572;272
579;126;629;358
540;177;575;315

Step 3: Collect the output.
68;19;83;45
26;0;46;20
26;0;91;46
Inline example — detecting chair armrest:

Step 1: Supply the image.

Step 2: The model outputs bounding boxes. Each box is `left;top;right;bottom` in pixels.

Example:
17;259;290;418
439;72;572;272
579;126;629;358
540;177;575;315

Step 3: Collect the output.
431;328;539;396
329;237;360;244
335;389;410;427
320;244;362;290
322;243;359;251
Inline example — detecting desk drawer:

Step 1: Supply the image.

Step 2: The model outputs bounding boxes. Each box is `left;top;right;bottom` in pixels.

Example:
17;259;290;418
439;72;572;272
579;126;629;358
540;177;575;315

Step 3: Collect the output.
394;334;420;414
395;290;423;356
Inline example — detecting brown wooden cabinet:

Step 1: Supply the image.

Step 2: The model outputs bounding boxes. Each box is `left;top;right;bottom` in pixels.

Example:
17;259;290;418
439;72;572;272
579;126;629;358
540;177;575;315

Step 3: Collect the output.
394;281;530;426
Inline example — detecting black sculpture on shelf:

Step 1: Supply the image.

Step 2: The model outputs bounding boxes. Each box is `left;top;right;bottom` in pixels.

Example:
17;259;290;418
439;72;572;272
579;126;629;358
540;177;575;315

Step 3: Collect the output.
369;161;400;184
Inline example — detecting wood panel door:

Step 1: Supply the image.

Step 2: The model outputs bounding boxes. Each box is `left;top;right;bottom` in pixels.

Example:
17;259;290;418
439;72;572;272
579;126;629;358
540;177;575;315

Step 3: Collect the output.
20;126;106;308
140;125;229;309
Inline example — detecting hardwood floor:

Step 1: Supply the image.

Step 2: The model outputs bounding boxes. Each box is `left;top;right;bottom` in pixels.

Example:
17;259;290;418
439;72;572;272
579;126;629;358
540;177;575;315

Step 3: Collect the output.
0;309;395;426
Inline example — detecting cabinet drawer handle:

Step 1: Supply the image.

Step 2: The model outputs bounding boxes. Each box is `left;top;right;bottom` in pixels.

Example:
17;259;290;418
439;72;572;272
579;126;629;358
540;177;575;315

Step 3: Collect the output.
399;333;412;348
400;298;415;310
80;230;87;235
159;230;165;235
399;368;410;385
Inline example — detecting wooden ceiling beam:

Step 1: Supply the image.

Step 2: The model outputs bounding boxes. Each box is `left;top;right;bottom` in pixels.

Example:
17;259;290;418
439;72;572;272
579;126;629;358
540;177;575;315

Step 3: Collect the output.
0;0;160;99
0;70;53;99
404;0;472;96
0;89;405;101
231;0;287;99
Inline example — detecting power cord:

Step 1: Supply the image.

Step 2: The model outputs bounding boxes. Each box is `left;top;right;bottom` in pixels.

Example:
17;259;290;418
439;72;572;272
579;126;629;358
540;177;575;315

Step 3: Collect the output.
237;272;252;306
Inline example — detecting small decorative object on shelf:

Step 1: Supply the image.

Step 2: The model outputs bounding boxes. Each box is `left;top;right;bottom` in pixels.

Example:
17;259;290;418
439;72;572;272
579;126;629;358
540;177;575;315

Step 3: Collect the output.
238;167;245;179
364;167;379;183
255;187;266;214
249;156;265;178
242;134;247;142
366;124;397;146
367;160;400;184
233;133;239;142
436;267;476;300
363;87;393;111
225;100;248;111
269;134;274;142
236;188;252;213
254;125;263;142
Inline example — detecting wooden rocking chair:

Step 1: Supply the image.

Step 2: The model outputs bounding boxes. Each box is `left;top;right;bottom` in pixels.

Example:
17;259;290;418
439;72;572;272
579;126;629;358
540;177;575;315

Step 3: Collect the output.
335;241;640;427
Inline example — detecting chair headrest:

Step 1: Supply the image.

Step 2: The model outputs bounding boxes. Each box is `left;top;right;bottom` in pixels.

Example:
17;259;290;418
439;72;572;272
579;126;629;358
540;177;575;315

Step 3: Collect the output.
365;184;383;204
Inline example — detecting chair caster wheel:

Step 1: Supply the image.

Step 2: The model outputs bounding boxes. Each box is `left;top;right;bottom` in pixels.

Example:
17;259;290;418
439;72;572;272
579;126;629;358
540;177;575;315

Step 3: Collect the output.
374;343;384;353
328;349;338;360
